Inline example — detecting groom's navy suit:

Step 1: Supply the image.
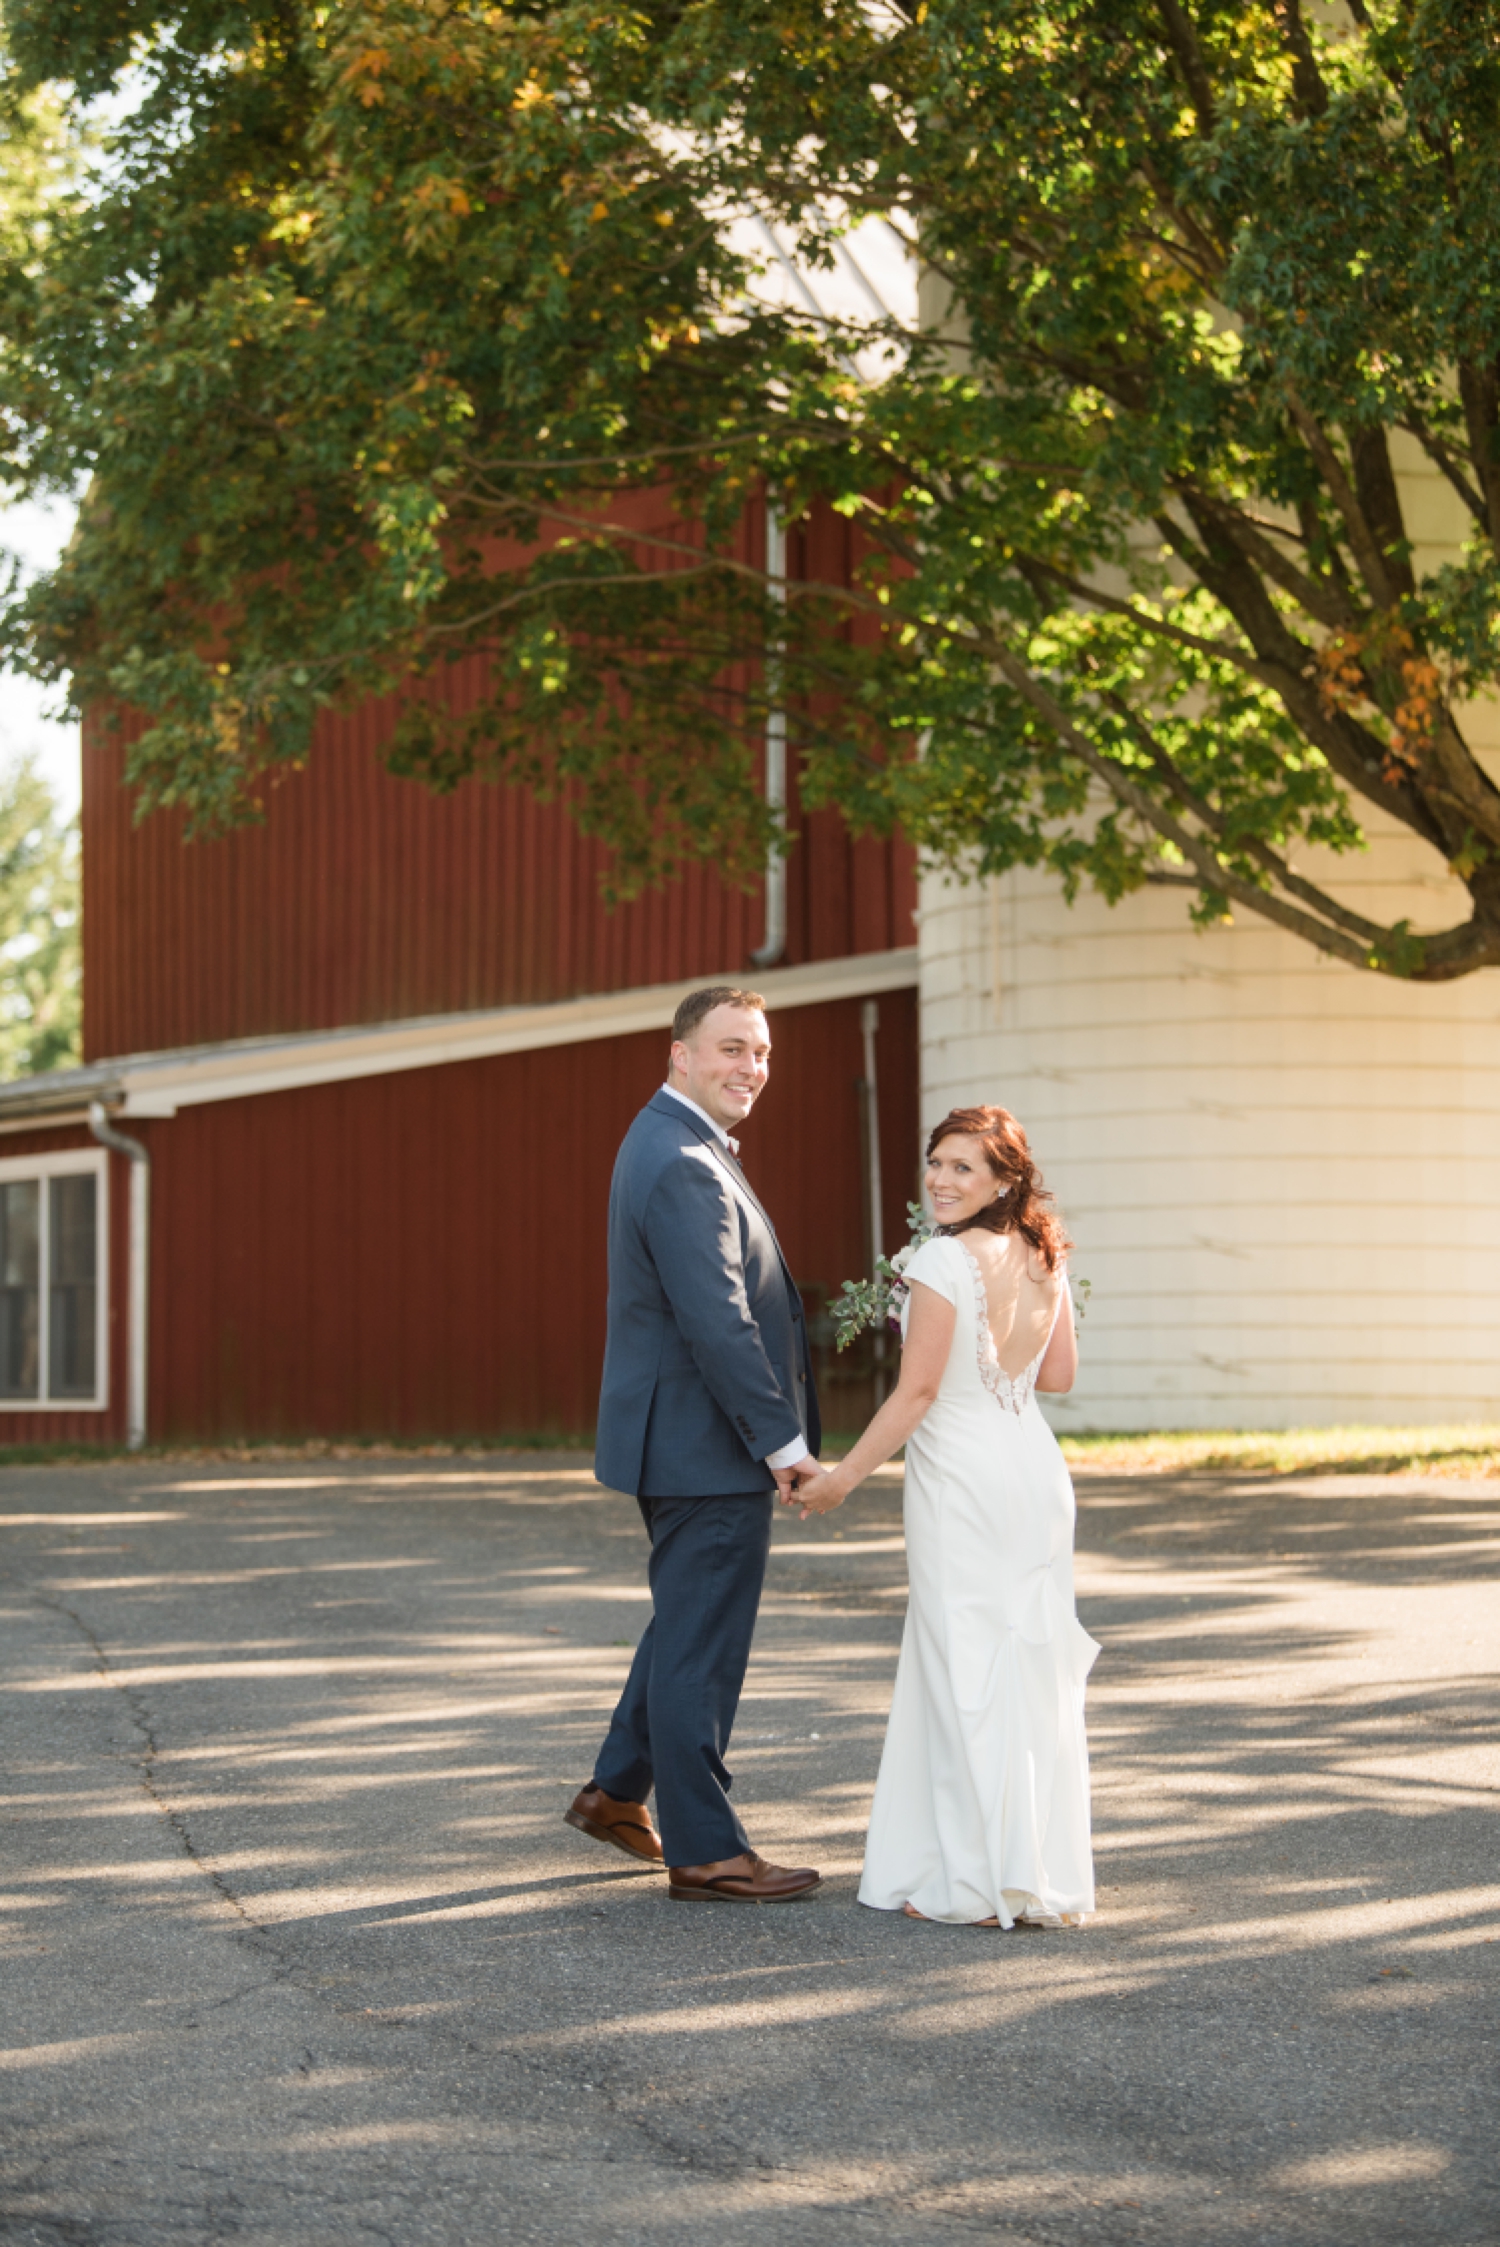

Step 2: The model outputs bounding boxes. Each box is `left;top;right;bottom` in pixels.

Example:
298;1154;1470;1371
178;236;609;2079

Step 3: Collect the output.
593;1089;820;1864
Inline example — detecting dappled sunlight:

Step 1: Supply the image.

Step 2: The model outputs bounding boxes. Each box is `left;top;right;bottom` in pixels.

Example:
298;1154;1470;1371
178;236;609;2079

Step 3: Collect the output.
14;1847;335;1883
279;2119;472;2151
157;1470;611;1496
1269;2144;1450;2190
227;1529;335;1543
253;1881;584;1927
532;1582;653;1602
1401;1921;1500;1953
0;1510;184;1527
257;1694;624;1731
13;1645;638;1690
0;2033;157;2071
176;1737;512;1765
2;1454;1495;2244
770;1536;908;1558
550;1986;893;2035
40;1558;441;1591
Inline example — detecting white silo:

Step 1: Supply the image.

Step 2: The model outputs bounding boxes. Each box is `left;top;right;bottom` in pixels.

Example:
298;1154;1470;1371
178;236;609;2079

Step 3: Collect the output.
917;440;1500;1433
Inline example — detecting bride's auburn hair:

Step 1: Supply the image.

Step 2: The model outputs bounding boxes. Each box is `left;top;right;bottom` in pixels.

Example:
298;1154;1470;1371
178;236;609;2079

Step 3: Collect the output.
925;1105;1071;1273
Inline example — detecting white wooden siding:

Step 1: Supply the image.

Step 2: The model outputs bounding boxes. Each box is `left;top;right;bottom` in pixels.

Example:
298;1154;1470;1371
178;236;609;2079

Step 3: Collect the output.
919;840;1500;1429
916;425;1500;1430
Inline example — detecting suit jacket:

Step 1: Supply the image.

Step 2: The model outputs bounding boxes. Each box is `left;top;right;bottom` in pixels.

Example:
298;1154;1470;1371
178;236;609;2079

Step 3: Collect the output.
594;1091;820;1498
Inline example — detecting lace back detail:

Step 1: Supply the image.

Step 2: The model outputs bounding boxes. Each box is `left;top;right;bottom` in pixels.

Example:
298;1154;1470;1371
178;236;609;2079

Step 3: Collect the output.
954;1239;1053;1416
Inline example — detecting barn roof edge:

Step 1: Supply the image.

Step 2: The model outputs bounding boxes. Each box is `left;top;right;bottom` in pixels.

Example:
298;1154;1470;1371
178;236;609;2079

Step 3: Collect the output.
0;947;919;1124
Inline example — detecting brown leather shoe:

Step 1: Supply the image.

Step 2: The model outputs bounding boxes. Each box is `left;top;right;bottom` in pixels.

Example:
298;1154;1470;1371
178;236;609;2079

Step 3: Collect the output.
667;1850;822;1903
564;1785;664;1867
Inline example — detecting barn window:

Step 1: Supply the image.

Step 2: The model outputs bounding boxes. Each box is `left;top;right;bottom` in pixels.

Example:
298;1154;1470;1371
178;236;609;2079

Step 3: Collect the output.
0;1152;107;1409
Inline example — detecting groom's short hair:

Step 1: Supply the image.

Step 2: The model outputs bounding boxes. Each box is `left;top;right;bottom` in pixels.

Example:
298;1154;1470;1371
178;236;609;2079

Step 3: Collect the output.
672;985;767;1043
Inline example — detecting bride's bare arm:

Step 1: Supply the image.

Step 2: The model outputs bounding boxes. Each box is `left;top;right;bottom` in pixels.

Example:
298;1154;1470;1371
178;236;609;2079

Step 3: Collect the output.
788;1282;956;1517
1034;1278;1078;1394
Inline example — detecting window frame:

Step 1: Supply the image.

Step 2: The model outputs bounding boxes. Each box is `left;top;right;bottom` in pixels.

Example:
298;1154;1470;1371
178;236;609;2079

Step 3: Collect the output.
0;1148;109;1412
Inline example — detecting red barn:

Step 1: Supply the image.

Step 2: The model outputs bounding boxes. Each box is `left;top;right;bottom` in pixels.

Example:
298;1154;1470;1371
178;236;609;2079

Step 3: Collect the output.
0;510;917;1448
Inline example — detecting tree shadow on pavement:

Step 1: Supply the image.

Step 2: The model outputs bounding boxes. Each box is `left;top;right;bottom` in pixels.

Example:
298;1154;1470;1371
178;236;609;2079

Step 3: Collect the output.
1;1460;1496;2247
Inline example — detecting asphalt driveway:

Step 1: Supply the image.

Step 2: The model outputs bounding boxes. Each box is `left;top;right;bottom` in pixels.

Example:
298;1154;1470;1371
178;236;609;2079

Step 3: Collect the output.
1;1454;1496;2246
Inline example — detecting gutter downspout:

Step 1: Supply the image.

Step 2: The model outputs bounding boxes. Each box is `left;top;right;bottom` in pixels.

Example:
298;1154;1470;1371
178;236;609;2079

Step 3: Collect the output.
750;498;788;969
89;1102;150;1452
860;999;885;1265
859;998;888;1404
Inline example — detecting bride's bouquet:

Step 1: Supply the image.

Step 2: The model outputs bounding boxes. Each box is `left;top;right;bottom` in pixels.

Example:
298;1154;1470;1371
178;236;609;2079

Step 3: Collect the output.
833;1203;939;1351
833;1204;1093;1352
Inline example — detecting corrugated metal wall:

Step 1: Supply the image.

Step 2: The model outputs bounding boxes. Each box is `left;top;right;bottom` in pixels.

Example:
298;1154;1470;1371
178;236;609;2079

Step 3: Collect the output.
143;990;919;1442
83;499;916;1062
51;492;924;1449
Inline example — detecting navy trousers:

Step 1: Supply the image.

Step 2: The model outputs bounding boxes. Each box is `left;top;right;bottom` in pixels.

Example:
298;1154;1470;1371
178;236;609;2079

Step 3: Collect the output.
592;1492;774;1868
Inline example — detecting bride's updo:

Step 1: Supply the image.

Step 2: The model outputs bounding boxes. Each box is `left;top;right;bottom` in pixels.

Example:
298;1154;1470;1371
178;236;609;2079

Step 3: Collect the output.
925;1105;1071;1273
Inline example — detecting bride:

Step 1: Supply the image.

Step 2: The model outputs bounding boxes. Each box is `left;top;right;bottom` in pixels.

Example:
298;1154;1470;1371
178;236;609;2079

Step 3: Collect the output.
793;1104;1098;1929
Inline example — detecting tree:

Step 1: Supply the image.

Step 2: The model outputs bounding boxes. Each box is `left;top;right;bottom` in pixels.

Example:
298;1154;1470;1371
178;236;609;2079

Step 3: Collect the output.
0;753;79;1075
3;0;1500;973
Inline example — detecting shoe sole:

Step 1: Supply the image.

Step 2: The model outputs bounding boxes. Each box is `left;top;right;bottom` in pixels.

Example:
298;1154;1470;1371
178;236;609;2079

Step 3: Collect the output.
563;1807;663;1868
667;1877;823;1904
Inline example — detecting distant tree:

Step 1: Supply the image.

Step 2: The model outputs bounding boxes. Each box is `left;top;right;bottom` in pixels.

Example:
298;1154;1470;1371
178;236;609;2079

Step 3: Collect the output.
2;2;1500;975
0;752;78;1075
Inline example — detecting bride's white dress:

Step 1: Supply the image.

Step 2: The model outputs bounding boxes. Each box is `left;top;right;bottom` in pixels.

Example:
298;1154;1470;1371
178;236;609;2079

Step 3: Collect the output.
858;1232;1099;1927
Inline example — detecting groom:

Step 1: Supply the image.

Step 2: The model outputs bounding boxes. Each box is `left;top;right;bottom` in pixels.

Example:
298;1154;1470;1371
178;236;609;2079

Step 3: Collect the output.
566;986;828;1902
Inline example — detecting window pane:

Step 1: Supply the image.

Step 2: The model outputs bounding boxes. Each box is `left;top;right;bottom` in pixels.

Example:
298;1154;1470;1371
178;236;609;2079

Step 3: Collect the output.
48;1174;97;1400
0;1180;40;1399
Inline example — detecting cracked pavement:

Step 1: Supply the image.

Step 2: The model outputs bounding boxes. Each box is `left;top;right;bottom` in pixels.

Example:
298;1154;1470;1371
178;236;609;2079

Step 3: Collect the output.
1;1453;1497;2246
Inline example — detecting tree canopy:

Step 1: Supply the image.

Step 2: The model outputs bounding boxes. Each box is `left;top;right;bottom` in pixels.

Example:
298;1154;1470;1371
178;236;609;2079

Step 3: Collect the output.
0;753;78;1076
3;0;1500;975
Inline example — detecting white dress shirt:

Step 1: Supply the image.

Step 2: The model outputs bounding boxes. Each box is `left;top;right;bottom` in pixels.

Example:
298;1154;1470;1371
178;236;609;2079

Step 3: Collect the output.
660;1081;809;1472
661;1080;737;1152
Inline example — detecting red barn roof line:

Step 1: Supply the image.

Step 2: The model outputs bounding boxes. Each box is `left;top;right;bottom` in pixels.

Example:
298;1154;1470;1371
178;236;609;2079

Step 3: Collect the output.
0;947;919;1123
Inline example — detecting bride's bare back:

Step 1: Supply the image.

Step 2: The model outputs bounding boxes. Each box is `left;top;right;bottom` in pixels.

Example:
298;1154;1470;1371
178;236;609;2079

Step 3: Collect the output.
958;1227;1066;1381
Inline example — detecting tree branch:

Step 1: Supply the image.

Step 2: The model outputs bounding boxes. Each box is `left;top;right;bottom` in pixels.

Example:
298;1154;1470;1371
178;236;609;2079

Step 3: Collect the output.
1025;550;1273;679
1275;0;1329;118
457;428;789;477
1176;486;1355;629
1456;359;1500;547
1397;408;1489;528
1162;496;1454;851
990;650;1378;966
1348;422;1414;599
1098;687;1402;946
1296;495;1360;609
1152;0;1218;133
420;561;749;640
981;641;1499;976
860;501;1462;859
1282;387;1398;605
1136;154;1230;273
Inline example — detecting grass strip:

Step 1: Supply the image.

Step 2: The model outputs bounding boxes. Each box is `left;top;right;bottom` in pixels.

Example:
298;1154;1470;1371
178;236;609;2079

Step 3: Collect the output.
0;1431;594;1469
1058;1424;1500;1479
2;1425;1496;1479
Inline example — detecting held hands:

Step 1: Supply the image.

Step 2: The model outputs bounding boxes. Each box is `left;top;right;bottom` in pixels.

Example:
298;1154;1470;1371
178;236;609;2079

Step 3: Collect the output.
772;1455;850;1520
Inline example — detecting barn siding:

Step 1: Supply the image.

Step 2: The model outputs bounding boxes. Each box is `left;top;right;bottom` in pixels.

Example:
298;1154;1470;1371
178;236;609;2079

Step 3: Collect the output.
140;990;917;1443
56;488;922;1449
82;495;916;1062
83;716;914;1062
